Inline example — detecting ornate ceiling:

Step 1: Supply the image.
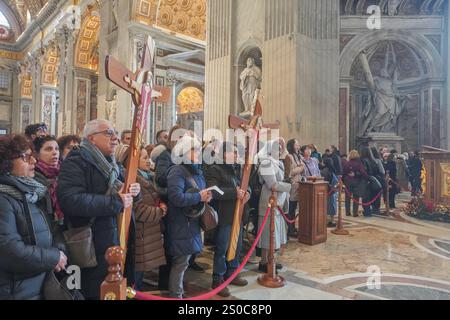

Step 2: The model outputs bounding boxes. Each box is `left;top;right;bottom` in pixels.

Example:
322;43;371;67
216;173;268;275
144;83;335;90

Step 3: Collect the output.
75;6;100;71
41;45;58;86
0;0;49;42
134;0;206;41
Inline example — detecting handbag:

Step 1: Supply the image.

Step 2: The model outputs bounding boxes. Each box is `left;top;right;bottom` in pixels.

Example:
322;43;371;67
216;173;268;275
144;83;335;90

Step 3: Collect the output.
200;204;219;232
43;271;85;300
63;218;97;269
367;176;382;193
180;166;219;232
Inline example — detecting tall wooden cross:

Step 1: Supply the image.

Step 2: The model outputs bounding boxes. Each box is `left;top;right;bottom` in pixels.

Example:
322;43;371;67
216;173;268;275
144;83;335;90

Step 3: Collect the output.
105;36;170;256
227;96;280;261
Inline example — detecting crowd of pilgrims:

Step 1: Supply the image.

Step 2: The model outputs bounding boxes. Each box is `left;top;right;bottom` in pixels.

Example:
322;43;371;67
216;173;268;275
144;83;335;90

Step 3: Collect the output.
0;120;424;300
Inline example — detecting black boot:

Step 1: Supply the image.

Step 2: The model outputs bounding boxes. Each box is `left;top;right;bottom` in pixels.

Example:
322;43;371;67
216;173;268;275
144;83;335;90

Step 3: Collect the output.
212;276;230;298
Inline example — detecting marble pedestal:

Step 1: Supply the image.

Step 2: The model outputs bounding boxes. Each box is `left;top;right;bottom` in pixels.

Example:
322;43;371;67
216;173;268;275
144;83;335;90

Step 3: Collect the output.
359;133;405;153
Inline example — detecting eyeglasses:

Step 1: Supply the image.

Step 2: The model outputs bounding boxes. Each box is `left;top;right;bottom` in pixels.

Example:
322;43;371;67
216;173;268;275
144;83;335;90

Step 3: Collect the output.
18;153;35;163
91;129;119;138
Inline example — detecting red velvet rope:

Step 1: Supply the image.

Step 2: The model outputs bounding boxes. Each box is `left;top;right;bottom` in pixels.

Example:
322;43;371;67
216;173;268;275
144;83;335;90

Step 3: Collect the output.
132;205;272;301
343;187;382;206
277;206;298;225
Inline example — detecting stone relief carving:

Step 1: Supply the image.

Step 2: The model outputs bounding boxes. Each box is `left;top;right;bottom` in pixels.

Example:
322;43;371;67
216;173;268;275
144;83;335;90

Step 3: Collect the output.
357;42;411;137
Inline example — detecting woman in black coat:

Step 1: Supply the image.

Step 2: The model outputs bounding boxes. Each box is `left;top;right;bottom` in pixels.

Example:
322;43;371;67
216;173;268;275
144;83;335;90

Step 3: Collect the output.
382;153;399;208
0;135;66;300
360;147;383;217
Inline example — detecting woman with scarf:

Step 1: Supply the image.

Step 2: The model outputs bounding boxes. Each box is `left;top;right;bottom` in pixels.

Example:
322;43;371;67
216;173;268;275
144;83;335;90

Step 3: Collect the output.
115;144;167;291
257;140;291;273
0;135;67;299
33;136;64;225
285;139;305;238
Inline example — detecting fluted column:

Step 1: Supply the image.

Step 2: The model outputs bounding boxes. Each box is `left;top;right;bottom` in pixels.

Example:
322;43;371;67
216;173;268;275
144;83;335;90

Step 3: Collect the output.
56;25;76;136
11;63;21;134
97;0;110;120
29;51;43;124
167;72;181;127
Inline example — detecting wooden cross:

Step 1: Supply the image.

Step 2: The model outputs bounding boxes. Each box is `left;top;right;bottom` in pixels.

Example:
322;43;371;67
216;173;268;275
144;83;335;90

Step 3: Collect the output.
227;96;280;261
104;36;170;256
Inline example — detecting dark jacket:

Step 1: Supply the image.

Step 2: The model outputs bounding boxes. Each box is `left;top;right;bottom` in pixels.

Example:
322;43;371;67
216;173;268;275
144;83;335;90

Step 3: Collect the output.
0;176;60;300
33;171;66;252
205;164;250;226
408;156;423;177
383;159;399;194
57;147;134;300
330;152;343;176
343;158;369;197
134;175;166;272
155;148;173;189
166;165;205;257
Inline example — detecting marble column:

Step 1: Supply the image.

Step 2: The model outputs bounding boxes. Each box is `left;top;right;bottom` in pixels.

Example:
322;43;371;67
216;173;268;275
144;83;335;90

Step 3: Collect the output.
29;52;43;123
114;0;133;132
11;63;21;134
97;0;111;120
447;3;450;150
56;25;76;136
167;71;180;128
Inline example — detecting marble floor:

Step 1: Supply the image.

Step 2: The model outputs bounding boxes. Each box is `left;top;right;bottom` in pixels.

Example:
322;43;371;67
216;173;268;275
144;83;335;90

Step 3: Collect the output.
143;193;450;300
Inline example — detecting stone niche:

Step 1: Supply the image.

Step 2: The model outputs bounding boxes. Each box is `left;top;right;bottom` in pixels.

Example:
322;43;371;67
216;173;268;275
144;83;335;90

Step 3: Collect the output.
348;39;441;152
235;46;262;115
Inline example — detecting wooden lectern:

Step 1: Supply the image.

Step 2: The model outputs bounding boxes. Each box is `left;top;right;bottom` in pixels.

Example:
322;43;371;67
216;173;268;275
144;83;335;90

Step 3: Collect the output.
298;177;328;245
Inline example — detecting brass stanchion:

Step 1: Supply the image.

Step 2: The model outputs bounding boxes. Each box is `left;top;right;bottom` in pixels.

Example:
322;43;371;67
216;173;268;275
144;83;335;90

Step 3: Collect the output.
385;172;391;215
332;178;349;236
258;193;286;288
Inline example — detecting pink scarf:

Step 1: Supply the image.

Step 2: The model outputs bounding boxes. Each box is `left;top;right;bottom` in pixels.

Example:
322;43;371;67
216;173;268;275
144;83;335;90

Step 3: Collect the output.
36;160;64;222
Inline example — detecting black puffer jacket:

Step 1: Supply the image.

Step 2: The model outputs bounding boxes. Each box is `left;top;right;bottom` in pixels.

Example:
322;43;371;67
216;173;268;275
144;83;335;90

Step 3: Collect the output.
0;176;60;300
57;147;135;300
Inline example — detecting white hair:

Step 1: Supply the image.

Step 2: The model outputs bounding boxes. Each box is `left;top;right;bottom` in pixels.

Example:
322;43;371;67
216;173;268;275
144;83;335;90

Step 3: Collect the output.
83;119;112;138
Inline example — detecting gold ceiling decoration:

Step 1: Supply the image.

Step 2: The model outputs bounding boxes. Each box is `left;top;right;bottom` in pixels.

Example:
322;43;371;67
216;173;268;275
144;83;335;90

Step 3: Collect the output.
176;86;204;114
20;72;32;98
41;46;58;86
24;0;49;18
75;7;100;71
134;0;206;41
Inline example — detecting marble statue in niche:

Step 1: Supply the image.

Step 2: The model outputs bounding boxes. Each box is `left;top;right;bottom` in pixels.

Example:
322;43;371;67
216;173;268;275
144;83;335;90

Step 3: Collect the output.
239;57;262;116
357;43;410;137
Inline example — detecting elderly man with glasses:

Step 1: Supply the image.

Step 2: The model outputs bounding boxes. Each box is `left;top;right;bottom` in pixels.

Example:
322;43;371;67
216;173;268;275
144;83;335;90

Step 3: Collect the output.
57;119;141;300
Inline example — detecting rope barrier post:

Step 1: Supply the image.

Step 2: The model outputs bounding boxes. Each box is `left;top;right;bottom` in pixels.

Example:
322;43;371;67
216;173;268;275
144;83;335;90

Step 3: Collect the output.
258;193;286;288
101;246;127;300
332;178;349;236
385;172;391;215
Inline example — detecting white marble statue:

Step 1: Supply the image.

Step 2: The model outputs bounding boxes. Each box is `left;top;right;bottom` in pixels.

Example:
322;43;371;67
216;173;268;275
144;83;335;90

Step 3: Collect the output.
239;57;262;115
358;43;408;137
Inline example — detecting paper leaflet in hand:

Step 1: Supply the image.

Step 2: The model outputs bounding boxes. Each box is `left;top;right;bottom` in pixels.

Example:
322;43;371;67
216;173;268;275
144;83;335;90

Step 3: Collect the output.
207;186;224;196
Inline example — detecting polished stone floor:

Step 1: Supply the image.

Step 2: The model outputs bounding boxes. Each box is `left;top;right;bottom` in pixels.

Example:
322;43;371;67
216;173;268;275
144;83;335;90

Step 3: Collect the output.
143;193;450;300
